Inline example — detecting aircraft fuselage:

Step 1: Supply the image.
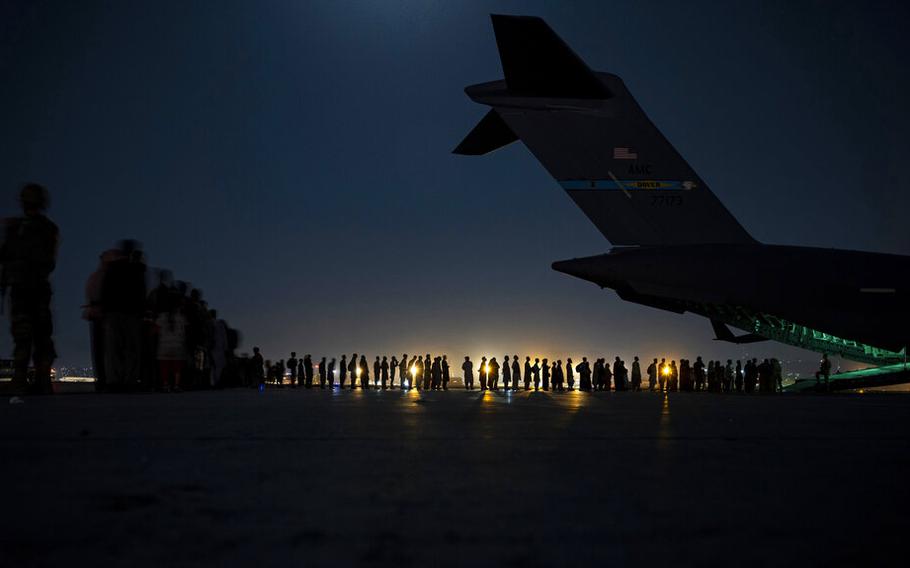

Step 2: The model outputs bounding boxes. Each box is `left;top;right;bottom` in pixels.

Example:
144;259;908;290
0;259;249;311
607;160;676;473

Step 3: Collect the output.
553;244;910;357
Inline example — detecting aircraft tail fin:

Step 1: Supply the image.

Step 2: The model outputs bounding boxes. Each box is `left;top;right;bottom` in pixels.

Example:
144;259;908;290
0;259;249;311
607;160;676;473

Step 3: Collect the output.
458;15;756;247
490;14;611;99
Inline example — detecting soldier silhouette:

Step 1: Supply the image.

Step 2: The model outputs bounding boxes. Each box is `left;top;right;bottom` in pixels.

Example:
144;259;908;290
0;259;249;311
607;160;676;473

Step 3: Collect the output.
1;184;59;394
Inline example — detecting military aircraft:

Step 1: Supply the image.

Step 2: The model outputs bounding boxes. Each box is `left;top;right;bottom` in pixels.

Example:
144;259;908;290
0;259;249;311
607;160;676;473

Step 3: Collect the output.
455;15;910;367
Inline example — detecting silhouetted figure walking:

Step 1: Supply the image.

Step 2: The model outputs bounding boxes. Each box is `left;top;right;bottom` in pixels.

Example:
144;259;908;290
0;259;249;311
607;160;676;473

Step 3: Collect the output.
1;184;59;394
100;240;146;391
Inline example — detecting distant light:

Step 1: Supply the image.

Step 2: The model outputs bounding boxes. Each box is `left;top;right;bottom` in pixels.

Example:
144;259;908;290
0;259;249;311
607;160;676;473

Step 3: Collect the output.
662;365;670;376
411;366;417;376
484;364;490;373
356;367;362;377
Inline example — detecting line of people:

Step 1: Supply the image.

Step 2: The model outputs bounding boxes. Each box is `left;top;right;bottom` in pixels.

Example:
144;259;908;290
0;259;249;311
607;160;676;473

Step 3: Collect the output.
240;352;785;393
83;240;242;392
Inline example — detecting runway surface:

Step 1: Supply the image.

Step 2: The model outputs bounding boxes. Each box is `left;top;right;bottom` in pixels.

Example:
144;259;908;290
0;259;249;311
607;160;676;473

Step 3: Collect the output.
2;388;908;566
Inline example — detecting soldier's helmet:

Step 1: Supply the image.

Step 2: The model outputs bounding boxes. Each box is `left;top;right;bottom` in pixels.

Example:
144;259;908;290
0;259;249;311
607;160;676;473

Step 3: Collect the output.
20;183;49;211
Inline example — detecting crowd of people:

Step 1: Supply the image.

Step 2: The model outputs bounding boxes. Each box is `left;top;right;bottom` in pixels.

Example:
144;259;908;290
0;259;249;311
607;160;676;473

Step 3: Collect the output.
0;184;816;397
82;240;242;392
238;351;790;394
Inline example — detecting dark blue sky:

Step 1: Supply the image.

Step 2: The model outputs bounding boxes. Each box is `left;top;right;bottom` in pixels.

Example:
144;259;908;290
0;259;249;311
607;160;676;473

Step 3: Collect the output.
2;0;909;371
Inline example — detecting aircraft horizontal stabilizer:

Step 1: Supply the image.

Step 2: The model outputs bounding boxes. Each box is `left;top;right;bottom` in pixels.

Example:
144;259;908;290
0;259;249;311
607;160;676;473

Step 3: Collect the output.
490;14;611;99
711;319;767;344
453;109;518;155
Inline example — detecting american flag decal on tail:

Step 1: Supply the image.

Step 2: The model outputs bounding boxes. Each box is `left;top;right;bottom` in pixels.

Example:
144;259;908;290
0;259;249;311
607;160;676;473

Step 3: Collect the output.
613;147;638;160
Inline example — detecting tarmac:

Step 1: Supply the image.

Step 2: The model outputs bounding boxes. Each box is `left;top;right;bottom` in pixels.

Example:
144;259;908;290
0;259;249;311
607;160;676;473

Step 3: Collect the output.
2;387;909;567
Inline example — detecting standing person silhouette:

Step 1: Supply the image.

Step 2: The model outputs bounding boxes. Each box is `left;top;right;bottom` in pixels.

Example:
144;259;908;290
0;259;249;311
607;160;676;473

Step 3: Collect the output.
511;355;521;391
553;359;564;391
442;355;450;390
631;356;642;391
251;347;265;389
423;354;431;390
531;358;541;391
339;354;348;389
304;354;314;388
287;352;298;387
390;355;398;388
566;358;575;390
399;354;408;389
381;356;389;389
359;355;369;389
462;356;474;390
541;359;550;391
413;355;430;390
478;356;488;391
348;354;358;389
327;357;335;388
523;357;532;390
502;355;512;390
319;357;327;388
489;357;500;390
